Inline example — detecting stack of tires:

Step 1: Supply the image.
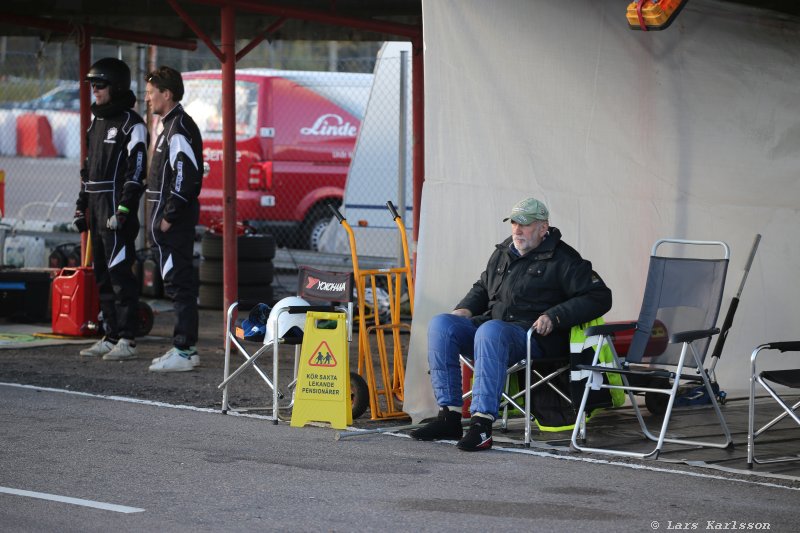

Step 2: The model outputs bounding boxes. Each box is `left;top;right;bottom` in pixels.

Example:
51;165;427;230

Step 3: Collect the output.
48;242;82;269
198;232;276;309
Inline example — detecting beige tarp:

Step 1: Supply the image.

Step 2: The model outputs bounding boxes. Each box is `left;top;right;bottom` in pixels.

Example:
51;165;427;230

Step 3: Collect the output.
404;0;800;422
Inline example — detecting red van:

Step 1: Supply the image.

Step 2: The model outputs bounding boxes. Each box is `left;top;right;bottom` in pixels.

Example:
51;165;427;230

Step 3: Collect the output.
182;69;373;249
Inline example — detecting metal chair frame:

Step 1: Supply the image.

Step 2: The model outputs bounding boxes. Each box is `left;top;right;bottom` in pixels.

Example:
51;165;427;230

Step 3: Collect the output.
460;325;587;447
219;266;353;423
570;239;733;459
747;342;800;467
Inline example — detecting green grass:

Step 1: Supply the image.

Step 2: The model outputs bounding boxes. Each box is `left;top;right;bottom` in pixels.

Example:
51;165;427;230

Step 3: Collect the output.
0;79;60;104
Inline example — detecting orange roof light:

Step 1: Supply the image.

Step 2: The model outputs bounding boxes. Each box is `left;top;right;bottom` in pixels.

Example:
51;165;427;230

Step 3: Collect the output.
626;0;688;31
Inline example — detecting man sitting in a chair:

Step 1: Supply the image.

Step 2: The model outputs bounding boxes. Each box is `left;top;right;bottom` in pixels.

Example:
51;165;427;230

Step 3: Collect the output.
411;197;612;451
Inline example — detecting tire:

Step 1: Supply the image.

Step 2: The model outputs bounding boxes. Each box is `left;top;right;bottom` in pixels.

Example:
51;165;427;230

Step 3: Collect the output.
350;371;369;419
135;301;154;337
199;283;274;309
644;377;671;415
199;259;273;285
302;205;336;251
201;233;276;260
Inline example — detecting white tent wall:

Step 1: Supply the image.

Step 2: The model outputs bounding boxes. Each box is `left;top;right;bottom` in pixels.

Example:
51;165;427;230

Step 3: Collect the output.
403;0;800;422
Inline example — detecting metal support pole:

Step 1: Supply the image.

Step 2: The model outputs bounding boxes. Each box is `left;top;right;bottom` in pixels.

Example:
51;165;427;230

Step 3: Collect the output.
79;26;91;263
221;5;238;314
396;50;408;267
136;44;147;252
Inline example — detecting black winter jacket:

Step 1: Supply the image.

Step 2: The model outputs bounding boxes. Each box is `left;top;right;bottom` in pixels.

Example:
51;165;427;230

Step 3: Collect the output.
76;91;147;225
456;227;612;358
147;104;203;232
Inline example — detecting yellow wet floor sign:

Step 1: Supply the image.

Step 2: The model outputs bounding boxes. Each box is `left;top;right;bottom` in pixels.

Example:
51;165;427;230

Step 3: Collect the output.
291;311;352;429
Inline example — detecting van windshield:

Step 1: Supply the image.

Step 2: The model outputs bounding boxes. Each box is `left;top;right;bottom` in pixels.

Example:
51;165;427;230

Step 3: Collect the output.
183;79;259;139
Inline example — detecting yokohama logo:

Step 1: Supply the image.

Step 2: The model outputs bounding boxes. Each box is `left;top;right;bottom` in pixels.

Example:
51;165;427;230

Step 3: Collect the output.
306;276;346;292
300;114;357;137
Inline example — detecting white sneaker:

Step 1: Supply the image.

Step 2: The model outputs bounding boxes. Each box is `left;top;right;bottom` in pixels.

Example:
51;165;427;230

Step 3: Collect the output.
80;338;116;357
102;338;138;361
151;347;200;367
148;348;195;372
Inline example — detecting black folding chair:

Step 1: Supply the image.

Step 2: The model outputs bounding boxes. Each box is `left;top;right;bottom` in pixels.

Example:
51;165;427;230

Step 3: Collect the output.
747;342;800;468
570;239;733;459
459;337;570;446
461;317;621;446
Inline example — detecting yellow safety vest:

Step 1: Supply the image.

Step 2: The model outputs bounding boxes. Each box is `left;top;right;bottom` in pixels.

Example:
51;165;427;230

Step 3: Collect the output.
570;317;625;408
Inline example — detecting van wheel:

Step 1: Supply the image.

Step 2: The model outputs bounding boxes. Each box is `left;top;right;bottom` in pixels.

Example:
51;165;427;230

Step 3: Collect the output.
303;206;335;251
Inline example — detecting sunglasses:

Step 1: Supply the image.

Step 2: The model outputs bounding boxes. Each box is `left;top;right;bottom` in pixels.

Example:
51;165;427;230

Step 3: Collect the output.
90;81;109;90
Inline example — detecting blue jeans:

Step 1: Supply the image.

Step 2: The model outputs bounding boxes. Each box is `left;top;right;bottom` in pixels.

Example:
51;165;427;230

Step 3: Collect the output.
427;314;544;418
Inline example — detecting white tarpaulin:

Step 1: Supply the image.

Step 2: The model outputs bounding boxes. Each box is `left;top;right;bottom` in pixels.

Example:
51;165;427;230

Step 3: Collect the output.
404;0;800;422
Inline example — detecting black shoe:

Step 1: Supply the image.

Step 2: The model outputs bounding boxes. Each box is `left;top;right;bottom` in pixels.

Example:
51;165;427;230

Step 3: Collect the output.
410;407;463;441
457;416;493;451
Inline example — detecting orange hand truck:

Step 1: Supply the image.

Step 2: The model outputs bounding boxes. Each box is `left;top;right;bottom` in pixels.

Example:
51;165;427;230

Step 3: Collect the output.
328;201;414;420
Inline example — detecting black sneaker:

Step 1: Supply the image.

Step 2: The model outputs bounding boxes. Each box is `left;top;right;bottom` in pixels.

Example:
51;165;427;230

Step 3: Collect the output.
410;407;463;441
457;416;493;451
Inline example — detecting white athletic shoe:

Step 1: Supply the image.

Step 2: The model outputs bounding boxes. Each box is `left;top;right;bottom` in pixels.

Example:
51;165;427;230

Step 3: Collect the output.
151;346;199;367
148;348;195;372
80;338;116;358
102;338;138;361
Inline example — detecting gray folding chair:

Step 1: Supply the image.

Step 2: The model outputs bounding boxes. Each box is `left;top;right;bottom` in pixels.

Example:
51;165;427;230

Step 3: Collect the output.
748;342;800;468
570;239;733;459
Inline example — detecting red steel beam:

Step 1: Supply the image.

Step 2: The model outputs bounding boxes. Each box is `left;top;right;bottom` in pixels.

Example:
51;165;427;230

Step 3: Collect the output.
236;16;287;63
195;0;421;39
411;36;424;278
0;13;197;50
79;25;92;266
166;0;224;60
220;4;238;313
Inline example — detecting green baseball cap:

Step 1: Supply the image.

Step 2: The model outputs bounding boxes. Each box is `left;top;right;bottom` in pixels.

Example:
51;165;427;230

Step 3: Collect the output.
503;197;549;224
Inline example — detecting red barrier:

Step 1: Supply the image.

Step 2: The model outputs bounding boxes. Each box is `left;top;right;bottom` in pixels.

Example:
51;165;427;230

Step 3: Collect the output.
16;113;57;158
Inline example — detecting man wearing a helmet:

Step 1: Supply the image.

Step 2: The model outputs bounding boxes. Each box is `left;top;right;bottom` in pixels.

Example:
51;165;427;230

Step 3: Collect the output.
75;57;147;361
145;66;204;372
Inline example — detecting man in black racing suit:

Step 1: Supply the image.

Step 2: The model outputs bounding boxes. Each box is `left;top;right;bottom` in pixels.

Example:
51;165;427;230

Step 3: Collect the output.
74;58;147;361
144;66;204;373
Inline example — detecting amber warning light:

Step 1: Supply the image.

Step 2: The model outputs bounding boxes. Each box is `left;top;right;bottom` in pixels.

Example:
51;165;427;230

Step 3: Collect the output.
626;0;688;31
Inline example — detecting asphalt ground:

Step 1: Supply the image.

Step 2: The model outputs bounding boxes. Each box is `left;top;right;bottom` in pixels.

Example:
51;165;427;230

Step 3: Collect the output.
2;300;800;530
2;383;800;533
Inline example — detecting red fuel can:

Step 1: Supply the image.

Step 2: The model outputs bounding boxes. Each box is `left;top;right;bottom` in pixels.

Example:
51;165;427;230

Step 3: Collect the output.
51;267;100;336
607;319;669;358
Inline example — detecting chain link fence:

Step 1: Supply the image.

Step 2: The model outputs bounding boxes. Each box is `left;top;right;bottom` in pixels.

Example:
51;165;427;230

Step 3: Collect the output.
0;37;410;271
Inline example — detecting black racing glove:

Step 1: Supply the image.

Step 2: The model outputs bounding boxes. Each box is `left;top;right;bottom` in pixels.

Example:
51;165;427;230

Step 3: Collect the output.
73;210;88;233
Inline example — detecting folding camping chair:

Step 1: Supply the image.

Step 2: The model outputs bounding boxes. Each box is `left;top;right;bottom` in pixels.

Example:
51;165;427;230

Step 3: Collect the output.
460;317;622;446
218;266;354;422
747;342;800;467
570;238;733;459
459;332;569;447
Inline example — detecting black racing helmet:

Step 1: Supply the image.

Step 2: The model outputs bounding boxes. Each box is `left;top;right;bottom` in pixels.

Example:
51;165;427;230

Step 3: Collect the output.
86;57;131;95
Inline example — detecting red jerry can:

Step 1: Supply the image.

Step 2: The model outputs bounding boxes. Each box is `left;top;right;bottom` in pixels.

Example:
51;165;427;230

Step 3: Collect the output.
51;267;100;336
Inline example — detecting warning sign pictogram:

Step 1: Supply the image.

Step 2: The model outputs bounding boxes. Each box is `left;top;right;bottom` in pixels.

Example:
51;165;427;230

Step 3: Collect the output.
308;340;338;367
